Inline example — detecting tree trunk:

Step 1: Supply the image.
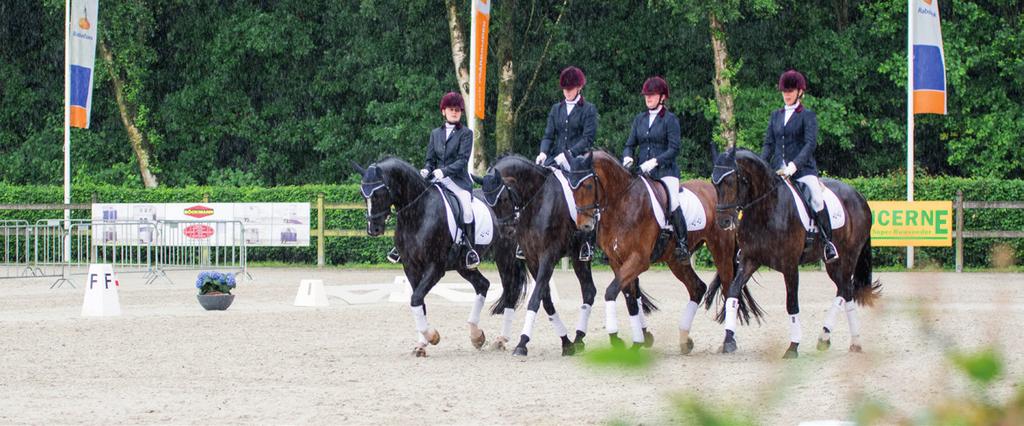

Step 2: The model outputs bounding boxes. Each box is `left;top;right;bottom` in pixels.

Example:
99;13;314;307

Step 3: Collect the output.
99;41;159;188
494;0;517;156
445;0;487;174
709;12;737;148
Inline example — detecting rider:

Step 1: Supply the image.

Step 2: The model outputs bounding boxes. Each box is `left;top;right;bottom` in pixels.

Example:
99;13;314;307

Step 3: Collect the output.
761;69;839;263
386;92;481;269
622;76;690;263
533;66;599;261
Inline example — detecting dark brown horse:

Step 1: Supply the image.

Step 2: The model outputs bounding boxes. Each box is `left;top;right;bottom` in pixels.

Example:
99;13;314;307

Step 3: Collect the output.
567;150;761;352
711;147;881;358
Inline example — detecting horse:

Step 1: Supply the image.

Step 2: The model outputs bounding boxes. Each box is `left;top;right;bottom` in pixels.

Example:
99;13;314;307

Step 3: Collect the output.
567;149;762;352
480;154;601;357
710;147;881;358
353;157;529;357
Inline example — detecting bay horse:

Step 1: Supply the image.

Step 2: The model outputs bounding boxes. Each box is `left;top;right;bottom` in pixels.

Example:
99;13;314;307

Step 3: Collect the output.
353;157;528;357
711;147;881;358
567;150;762;352
480;154;602;357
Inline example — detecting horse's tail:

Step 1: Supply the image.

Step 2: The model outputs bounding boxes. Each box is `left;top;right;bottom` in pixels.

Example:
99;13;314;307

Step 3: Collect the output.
852;236;882;307
490;258;529;315
637;281;659;314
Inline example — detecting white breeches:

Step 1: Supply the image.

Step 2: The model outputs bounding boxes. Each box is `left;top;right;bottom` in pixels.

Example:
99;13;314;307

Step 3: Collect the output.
660;176;680;211
440;178;474;223
796;175;824;212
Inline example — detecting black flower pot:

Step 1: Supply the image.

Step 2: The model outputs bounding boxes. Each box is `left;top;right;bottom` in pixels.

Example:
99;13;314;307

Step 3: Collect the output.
197;294;235;311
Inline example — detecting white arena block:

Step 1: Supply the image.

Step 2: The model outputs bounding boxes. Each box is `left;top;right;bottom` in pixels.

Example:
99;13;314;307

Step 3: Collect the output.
81;264;121;317
294;279;329;307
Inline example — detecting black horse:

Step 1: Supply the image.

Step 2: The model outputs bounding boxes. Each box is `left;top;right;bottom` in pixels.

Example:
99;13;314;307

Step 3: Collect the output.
354;157;528;357
480;154;600;357
711;147;881;358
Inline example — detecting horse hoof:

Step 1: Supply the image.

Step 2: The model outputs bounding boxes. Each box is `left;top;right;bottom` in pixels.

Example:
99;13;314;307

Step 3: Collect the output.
680;338;695;355
412;346;427;357
573;338;586;354
609;334;626;349
721;339;737;354
849;344;863;353
817;338;831;351
470;329;486;350
561;343;575;357
426;329;441;345
490;336;509;351
630;343;643;351
512;346;528;357
783;350;799;359
643;329;655;348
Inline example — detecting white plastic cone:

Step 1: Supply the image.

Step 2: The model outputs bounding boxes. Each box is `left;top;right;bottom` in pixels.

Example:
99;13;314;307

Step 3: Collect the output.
294;279;329;307
81;264;121;317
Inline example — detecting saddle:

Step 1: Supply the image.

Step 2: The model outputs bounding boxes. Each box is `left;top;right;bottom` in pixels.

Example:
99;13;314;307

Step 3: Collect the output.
641;177;674;263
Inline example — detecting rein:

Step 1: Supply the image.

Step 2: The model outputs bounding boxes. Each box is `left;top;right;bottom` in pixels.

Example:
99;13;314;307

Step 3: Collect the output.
363;178;432;221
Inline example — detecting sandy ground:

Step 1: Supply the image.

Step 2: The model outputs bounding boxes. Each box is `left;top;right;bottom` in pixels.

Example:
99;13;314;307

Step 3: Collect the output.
0;266;1021;425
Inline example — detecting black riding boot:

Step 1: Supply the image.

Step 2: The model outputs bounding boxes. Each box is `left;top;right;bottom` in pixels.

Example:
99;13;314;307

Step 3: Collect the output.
670;208;691;264
386;247;401;263
462;220;481;269
578;231;595;262
816;208;839;263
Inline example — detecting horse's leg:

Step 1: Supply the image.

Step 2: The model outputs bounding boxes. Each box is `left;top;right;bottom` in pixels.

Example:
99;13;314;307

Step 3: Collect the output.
667;260;707;355
721;255;759;354
457;268;490;350
409;265;443;357
541;289;575;356
782;268;801;359
822;255;863;353
512;256;556;357
603;277;625;348
622;282;646;350
570;257;597;353
634;279;655;348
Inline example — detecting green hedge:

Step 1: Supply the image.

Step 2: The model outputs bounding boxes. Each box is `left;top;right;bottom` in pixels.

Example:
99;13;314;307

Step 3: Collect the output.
1;178;1022;269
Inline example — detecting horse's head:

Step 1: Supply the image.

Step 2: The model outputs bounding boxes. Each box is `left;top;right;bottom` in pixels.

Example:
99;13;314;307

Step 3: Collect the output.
711;148;743;231
567;152;600;232
354;162;392;236
481;168;518;239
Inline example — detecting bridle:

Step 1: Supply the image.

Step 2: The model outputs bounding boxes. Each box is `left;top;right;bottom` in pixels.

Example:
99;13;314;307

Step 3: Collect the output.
712;164;780;214
360;170;431;223
484;174;548;229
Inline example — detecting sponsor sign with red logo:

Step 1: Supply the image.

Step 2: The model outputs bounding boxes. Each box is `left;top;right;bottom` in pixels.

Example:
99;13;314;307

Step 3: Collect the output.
183;224;215;239
184;205;214;219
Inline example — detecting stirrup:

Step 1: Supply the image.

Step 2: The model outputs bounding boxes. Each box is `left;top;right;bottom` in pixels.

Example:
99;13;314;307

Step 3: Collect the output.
674;244;691;264
823;242;839;264
515;245;526;260
578;241;593;262
387;247;401;263
465;249;481;270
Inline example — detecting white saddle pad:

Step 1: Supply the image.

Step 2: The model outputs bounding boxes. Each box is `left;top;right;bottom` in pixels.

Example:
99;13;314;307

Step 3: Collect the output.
783;179;846;231
551;168;578;222
679;187;707;232
640;178;672;230
438;186;494;245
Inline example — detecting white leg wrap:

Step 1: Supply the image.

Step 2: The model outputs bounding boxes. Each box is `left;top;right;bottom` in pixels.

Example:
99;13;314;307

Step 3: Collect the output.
411;305;428;333
468;294;485;325
416;332;428;345
575;304;592;334
821;296;845;339
846;302;861;343
637;298;649;328
679;301;699;331
502;308;515;339
605;300;619;334
789;314;802;343
724;297;739;332
629;315;644;343
522;310;538;339
549;313;568;337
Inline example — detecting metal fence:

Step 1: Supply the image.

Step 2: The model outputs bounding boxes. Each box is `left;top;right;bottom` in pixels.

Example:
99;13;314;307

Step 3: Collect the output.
0;218;248;287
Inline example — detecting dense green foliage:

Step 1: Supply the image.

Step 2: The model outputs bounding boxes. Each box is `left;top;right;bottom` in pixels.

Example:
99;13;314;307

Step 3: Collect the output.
2;176;1020;268
1;1;1022;187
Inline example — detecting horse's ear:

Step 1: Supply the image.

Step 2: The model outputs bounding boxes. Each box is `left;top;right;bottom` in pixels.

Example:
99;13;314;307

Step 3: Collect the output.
709;142;720;162
471;174;484;185
350;161;366;176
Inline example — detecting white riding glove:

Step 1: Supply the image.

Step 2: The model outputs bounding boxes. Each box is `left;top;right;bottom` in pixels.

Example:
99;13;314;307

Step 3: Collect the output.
535;152;547;165
777;161;797;177
419;169;429;179
432;169;444;181
640;158;658;173
622;157;634;168
554;153;570;170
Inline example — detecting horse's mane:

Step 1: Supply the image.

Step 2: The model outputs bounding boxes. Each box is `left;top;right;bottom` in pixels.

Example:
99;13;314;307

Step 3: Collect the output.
730;148;773;176
376;156;417;171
